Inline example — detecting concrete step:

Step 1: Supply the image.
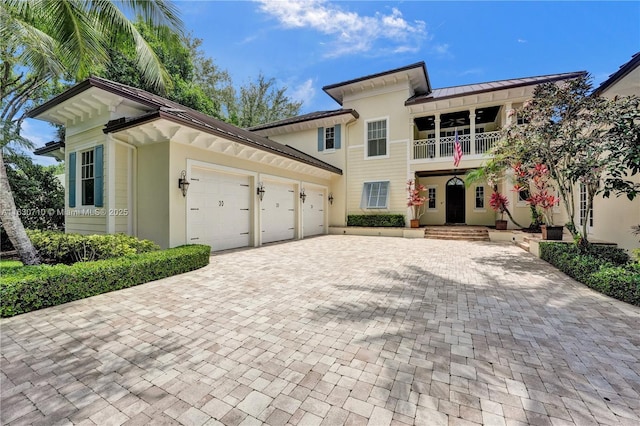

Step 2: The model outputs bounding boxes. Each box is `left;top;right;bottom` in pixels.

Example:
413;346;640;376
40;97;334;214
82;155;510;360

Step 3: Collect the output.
424;226;490;241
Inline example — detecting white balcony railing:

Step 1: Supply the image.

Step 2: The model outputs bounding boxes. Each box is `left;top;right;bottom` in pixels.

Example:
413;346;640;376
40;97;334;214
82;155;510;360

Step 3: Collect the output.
412;130;501;160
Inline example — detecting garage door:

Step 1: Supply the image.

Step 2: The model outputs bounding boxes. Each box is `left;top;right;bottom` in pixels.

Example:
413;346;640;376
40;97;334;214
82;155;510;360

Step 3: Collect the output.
303;188;325;237
262;181;295;243
187;168;251;251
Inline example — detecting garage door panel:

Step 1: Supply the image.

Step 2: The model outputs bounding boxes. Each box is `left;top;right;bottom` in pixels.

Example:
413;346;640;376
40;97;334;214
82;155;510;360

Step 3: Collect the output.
303;189;325;237
187;168;252;251
262;182;296;244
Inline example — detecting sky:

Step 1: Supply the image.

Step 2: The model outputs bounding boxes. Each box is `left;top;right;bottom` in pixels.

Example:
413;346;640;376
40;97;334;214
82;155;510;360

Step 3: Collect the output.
26;0;640;165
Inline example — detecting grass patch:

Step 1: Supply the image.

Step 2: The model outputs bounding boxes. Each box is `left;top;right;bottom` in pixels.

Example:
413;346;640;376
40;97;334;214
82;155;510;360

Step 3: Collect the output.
1;245;211;317
539;242;640;306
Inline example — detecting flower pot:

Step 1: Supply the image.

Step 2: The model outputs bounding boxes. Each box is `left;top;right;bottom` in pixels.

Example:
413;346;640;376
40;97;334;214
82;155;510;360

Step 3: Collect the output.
410;219;420;228
541;225;564;240
495;220;508;230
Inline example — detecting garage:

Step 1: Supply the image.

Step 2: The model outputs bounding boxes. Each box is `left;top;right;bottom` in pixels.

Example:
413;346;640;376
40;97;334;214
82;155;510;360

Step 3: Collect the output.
303;187;325;237
187;167;252;251
261;180;296;244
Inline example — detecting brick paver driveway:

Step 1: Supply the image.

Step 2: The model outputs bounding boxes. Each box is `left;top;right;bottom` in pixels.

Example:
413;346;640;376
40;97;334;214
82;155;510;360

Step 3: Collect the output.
2;236;640;426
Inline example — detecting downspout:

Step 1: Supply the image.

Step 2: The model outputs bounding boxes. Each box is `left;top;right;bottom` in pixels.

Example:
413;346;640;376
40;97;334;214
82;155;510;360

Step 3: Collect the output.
344;119;357;226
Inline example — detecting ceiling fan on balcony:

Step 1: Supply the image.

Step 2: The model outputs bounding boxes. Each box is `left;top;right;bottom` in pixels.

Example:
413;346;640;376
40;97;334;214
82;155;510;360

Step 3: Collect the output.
442;117;468;128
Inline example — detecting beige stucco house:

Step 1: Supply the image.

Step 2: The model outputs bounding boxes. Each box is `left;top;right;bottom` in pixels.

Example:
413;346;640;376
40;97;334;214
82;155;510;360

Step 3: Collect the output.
30;57;638;252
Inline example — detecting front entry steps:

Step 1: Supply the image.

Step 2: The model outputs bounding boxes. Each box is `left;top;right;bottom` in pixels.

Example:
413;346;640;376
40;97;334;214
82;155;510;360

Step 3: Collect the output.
424;225;490;241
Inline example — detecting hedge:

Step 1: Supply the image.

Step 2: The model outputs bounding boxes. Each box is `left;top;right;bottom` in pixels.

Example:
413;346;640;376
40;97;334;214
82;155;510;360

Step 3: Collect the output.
0;245;211;317
539;242;640;306
347;214;405;227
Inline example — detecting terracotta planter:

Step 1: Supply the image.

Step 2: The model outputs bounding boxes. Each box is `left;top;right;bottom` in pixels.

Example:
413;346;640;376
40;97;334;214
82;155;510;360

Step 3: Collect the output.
495;220;508;230
410;219;420;228
541;225;564;240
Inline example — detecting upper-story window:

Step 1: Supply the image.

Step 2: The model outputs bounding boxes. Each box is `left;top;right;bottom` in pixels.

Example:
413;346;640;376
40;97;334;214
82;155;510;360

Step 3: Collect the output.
325;126;335;150
366;119;387;157
81;149;95;205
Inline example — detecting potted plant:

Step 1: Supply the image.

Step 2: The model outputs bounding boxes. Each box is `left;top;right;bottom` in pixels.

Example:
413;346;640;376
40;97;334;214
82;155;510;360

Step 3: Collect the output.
489;192;509;230
407;179;427;228
525;164;563;240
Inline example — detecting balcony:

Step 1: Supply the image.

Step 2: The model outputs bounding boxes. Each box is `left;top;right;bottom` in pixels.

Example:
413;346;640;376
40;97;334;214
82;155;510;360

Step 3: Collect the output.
412;130;501;160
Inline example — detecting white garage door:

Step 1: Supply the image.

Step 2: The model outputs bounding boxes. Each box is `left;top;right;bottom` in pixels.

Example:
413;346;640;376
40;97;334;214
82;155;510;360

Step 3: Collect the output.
262;181;295;243
303;188;325;237
187;168;251;251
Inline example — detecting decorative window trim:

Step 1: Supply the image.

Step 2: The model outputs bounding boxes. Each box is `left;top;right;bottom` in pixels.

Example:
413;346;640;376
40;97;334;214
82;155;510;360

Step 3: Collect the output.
360;181;390;209
364;117;389;159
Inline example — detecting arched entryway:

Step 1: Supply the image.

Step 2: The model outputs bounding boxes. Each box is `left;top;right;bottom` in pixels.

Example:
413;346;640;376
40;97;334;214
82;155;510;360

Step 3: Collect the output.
446;177;465;224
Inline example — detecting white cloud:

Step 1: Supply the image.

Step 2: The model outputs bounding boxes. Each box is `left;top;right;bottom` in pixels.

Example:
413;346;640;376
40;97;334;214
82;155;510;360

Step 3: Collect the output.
256;0;427;57
517;38;527;43
289;79;316;104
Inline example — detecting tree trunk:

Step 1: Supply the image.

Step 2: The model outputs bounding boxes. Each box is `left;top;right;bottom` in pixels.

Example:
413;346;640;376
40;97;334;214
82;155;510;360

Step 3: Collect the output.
0;150;40;265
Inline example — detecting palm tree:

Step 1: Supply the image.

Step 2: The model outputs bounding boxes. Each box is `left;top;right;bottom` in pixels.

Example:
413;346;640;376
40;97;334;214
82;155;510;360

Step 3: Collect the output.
0;0;183;264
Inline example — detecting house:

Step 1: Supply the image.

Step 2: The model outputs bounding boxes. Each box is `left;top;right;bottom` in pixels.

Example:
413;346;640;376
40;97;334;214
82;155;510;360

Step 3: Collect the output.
35;61;633;253
575;53;640;251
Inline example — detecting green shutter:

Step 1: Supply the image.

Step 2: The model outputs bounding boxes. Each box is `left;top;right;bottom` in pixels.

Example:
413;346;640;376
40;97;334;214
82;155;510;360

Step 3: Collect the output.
317;127;324;151
68;152;76;208
94;145;104;207
335;124;341;149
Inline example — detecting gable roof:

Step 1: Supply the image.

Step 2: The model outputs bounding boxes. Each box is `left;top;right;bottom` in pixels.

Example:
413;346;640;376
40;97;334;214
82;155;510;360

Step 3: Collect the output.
248;109;359;132
594;52;640;95
405;71;586;105
323;62;430;105
28;77;342;175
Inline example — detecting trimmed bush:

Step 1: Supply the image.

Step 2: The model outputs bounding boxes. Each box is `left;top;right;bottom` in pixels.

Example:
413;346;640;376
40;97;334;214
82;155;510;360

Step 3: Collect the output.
27;230;160;264
540;242;640;306
347;214;405;227
1;245;211;317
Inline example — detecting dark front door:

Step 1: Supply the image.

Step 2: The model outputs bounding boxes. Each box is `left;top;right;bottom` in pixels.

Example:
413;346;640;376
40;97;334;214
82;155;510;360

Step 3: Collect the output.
446;177;465;223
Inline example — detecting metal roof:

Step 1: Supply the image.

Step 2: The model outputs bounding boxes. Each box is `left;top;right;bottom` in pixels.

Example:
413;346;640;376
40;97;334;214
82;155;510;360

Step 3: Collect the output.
406;71;586;105
28;77;342;175
248;109;359;131
594;52;640;95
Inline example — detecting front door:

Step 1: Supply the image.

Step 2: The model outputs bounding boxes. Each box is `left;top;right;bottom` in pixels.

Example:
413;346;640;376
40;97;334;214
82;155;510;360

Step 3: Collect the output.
446;177;465;223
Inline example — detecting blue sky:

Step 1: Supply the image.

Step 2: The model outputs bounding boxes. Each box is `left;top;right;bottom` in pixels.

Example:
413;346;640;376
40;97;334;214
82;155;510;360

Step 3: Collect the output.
27;0;640;164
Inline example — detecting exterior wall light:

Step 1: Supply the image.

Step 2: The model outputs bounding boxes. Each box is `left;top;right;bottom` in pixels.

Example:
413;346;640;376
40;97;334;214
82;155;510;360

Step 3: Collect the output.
300;188;307;203
178;170;190;197
257;182;265;201
328;192;334;205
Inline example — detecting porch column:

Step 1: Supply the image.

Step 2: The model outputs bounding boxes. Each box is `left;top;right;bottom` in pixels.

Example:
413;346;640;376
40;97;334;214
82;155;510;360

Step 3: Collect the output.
469;108;476;156
434;113;440;158
505;102;513;125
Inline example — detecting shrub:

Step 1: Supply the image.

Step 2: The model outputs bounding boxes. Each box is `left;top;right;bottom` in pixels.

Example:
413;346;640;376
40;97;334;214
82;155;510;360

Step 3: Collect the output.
1;244;211;317
347;214;405;227
27;230;160;264
540;242;639;306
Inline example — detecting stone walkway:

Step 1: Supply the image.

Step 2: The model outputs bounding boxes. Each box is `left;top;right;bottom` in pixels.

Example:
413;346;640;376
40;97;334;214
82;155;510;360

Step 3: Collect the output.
1;236;639;425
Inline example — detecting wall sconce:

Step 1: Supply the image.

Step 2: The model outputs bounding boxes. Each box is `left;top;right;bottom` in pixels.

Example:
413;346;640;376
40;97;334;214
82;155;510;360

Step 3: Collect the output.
256;182;265;201
328;193;334;205
300;188;307;203
178;170;190;197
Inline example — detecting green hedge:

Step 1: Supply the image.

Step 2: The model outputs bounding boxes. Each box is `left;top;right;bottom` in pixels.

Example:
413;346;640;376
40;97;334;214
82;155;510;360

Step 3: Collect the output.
27;230;160;264
347;214;405;227
539;242;640;306
1;245;211;317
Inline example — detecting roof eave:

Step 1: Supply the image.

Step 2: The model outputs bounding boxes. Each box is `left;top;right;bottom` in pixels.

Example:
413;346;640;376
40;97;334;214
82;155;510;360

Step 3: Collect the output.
248;109;359;132
594;52;640;96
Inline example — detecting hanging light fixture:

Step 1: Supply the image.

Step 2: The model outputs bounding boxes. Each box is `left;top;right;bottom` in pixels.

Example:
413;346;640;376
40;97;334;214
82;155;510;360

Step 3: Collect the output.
178;170;190;197
256;182;265;201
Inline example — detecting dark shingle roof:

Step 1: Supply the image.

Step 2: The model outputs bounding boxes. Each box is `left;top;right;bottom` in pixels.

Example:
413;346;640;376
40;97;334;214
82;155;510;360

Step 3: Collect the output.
595;52;640;95
248;109;359;132
28;77;342;175
406;71;586;105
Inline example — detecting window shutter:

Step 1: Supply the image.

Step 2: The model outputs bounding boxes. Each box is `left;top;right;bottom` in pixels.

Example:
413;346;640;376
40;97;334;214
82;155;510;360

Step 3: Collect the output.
94;145;104;207
68;152;76;208
317;127;324;151
335;124;341;149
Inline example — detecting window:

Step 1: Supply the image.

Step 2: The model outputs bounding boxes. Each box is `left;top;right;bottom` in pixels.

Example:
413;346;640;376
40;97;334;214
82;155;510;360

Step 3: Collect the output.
361;181;389;209
367;119;387;157
325;126;335;150
475;186;485;209
518;189;530;204
579;183;593;226
428;187;436;209
81;150;95;205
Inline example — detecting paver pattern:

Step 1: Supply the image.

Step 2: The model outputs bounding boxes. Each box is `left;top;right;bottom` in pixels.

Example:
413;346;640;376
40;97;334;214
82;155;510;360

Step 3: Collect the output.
2;236;640;426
